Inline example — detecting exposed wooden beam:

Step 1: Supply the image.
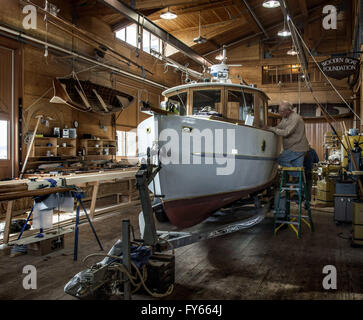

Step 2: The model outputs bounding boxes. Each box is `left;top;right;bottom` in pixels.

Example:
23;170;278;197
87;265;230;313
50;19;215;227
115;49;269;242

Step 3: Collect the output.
147;1;234;20
170;17;247;47
112;18;132;31
232;0;260;33
3;201;13;244
298;0;309;17
76;2;114;17
211;9;223;22
345;0;352;51
100;0;212;67
133;0;196;10
111;9;161;31
208;39;220;50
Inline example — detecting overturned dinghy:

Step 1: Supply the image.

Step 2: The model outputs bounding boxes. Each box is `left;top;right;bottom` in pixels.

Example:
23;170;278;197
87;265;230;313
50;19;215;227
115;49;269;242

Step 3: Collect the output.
50;78;134;115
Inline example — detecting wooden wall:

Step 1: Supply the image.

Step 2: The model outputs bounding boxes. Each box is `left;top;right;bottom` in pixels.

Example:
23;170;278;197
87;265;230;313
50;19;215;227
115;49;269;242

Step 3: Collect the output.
0;0;181;176
305;117;353;161
228;50;353;106
225;7;355;107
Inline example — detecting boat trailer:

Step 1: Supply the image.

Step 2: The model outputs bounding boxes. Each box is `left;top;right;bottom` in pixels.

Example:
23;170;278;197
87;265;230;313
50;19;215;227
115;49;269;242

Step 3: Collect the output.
64;148;272;299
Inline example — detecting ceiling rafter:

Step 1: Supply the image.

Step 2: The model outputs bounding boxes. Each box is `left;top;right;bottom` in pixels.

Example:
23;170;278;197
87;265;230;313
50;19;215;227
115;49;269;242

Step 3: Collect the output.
147;0;235;20
132;0;199;10
298;0;309;17
232;0;260;33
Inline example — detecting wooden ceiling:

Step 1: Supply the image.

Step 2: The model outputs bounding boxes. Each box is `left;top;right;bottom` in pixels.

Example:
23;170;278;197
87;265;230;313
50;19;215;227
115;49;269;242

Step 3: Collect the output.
73;0;349;67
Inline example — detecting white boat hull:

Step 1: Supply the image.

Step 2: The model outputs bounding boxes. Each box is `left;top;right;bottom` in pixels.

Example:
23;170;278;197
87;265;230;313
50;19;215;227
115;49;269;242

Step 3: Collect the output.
138;115;279;227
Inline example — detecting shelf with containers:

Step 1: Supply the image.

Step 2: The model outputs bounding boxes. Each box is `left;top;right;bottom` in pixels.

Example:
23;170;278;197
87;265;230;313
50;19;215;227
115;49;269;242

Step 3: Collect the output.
29;137;77;158
79;139;117;159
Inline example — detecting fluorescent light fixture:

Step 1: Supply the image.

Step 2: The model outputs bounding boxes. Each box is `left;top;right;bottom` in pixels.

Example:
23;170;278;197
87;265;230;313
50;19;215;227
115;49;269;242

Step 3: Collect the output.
287;48;298;55
262;0;280;8
160;8;177;20
278;29;291;37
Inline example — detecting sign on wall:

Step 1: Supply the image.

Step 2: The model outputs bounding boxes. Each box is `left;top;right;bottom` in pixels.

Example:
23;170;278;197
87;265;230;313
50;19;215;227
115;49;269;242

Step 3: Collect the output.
320;57;360;80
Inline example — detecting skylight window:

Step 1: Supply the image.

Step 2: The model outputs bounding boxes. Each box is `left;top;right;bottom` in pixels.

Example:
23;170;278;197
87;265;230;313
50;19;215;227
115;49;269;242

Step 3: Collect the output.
116;24;164;58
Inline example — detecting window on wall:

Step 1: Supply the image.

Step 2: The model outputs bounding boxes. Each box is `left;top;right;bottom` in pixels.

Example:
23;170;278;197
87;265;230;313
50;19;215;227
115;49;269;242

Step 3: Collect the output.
142;29;151;53
126;24;137;47
0;120;8;160
150;33;161;56
116;24;163;58
116;130;137;157
262;64;307;84
116;24;138;47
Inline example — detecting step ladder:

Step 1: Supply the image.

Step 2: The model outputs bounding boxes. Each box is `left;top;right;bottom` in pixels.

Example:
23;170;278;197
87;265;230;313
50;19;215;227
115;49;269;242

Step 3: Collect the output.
274;167;314;238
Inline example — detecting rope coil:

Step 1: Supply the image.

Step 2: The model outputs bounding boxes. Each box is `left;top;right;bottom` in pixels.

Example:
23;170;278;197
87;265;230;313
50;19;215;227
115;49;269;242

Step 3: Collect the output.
82;251;174;298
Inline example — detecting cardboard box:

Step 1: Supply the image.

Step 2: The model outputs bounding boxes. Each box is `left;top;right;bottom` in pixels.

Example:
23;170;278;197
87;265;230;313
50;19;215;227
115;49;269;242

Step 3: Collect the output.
317;179;335;193
353;202;363;224
27;235;64;256
353;225;363;239
317;190;334;202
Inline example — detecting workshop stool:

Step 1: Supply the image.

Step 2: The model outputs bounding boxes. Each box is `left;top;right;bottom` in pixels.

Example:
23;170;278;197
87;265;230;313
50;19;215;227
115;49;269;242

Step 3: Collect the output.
274;167;314;239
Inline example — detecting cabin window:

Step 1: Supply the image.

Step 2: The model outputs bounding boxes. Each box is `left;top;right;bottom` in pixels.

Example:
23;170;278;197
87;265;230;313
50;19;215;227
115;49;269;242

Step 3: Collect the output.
0;120;8;160
192;90;221;115
257;96;266;126
166;93;187;115
227;90;254;121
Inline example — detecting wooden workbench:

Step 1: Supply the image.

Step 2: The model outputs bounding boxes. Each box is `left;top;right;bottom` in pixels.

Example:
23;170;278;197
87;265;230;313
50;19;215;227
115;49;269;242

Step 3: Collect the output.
0;167;139;244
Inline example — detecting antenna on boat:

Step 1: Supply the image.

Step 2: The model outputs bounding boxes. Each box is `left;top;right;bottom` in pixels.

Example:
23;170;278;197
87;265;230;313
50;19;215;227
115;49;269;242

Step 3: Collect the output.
209;46;242;83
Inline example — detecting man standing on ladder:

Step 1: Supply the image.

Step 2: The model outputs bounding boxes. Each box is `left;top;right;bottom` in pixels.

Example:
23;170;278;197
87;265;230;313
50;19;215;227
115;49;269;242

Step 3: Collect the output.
265;101;309;178
266;101;313;235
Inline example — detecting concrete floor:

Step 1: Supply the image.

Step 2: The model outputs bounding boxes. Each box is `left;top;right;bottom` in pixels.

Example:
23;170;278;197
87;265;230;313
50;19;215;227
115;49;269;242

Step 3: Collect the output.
0;205;362;300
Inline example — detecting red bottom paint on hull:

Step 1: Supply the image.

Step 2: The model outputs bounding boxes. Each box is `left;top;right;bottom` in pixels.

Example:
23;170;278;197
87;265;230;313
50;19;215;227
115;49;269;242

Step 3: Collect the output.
163;178;275;228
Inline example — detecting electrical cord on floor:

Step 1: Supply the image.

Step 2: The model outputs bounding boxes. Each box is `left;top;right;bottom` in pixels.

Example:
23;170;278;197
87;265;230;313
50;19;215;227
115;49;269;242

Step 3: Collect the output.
82;253;174;298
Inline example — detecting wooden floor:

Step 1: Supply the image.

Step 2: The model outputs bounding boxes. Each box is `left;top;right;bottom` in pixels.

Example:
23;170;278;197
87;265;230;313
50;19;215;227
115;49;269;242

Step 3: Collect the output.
0;205;362;300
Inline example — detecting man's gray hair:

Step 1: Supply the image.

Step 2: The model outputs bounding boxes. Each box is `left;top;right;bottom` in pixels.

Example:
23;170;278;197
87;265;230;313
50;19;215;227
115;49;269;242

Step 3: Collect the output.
279;101;293;111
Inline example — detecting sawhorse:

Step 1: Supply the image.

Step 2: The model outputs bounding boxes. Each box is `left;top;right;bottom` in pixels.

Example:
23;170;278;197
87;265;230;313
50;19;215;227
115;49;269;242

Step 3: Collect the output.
17;187;104;261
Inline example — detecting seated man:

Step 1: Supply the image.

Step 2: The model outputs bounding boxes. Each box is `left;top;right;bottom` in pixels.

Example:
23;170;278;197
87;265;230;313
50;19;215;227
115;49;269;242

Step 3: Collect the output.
265;101;309;177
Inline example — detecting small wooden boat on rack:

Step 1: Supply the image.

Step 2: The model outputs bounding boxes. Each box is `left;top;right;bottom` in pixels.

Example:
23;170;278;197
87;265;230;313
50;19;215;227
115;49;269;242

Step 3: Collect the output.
50;78;134;115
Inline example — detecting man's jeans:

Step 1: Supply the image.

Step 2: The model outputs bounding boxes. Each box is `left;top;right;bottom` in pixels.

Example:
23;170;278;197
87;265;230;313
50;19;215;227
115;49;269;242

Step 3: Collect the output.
277;150;306;178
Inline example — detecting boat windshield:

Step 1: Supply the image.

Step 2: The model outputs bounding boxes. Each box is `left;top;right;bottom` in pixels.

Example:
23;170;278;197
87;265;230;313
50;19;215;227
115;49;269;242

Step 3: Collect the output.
192;90;221;115
167;92;187;115
227;90;254;121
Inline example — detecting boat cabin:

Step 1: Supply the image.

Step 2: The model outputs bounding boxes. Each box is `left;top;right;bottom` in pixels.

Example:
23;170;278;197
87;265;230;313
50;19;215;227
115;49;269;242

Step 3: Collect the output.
162;83;269;128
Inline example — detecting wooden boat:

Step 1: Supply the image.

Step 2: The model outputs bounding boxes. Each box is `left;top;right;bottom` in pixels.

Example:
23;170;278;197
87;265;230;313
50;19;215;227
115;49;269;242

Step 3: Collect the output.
50;78;134;115
137;58;280;228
